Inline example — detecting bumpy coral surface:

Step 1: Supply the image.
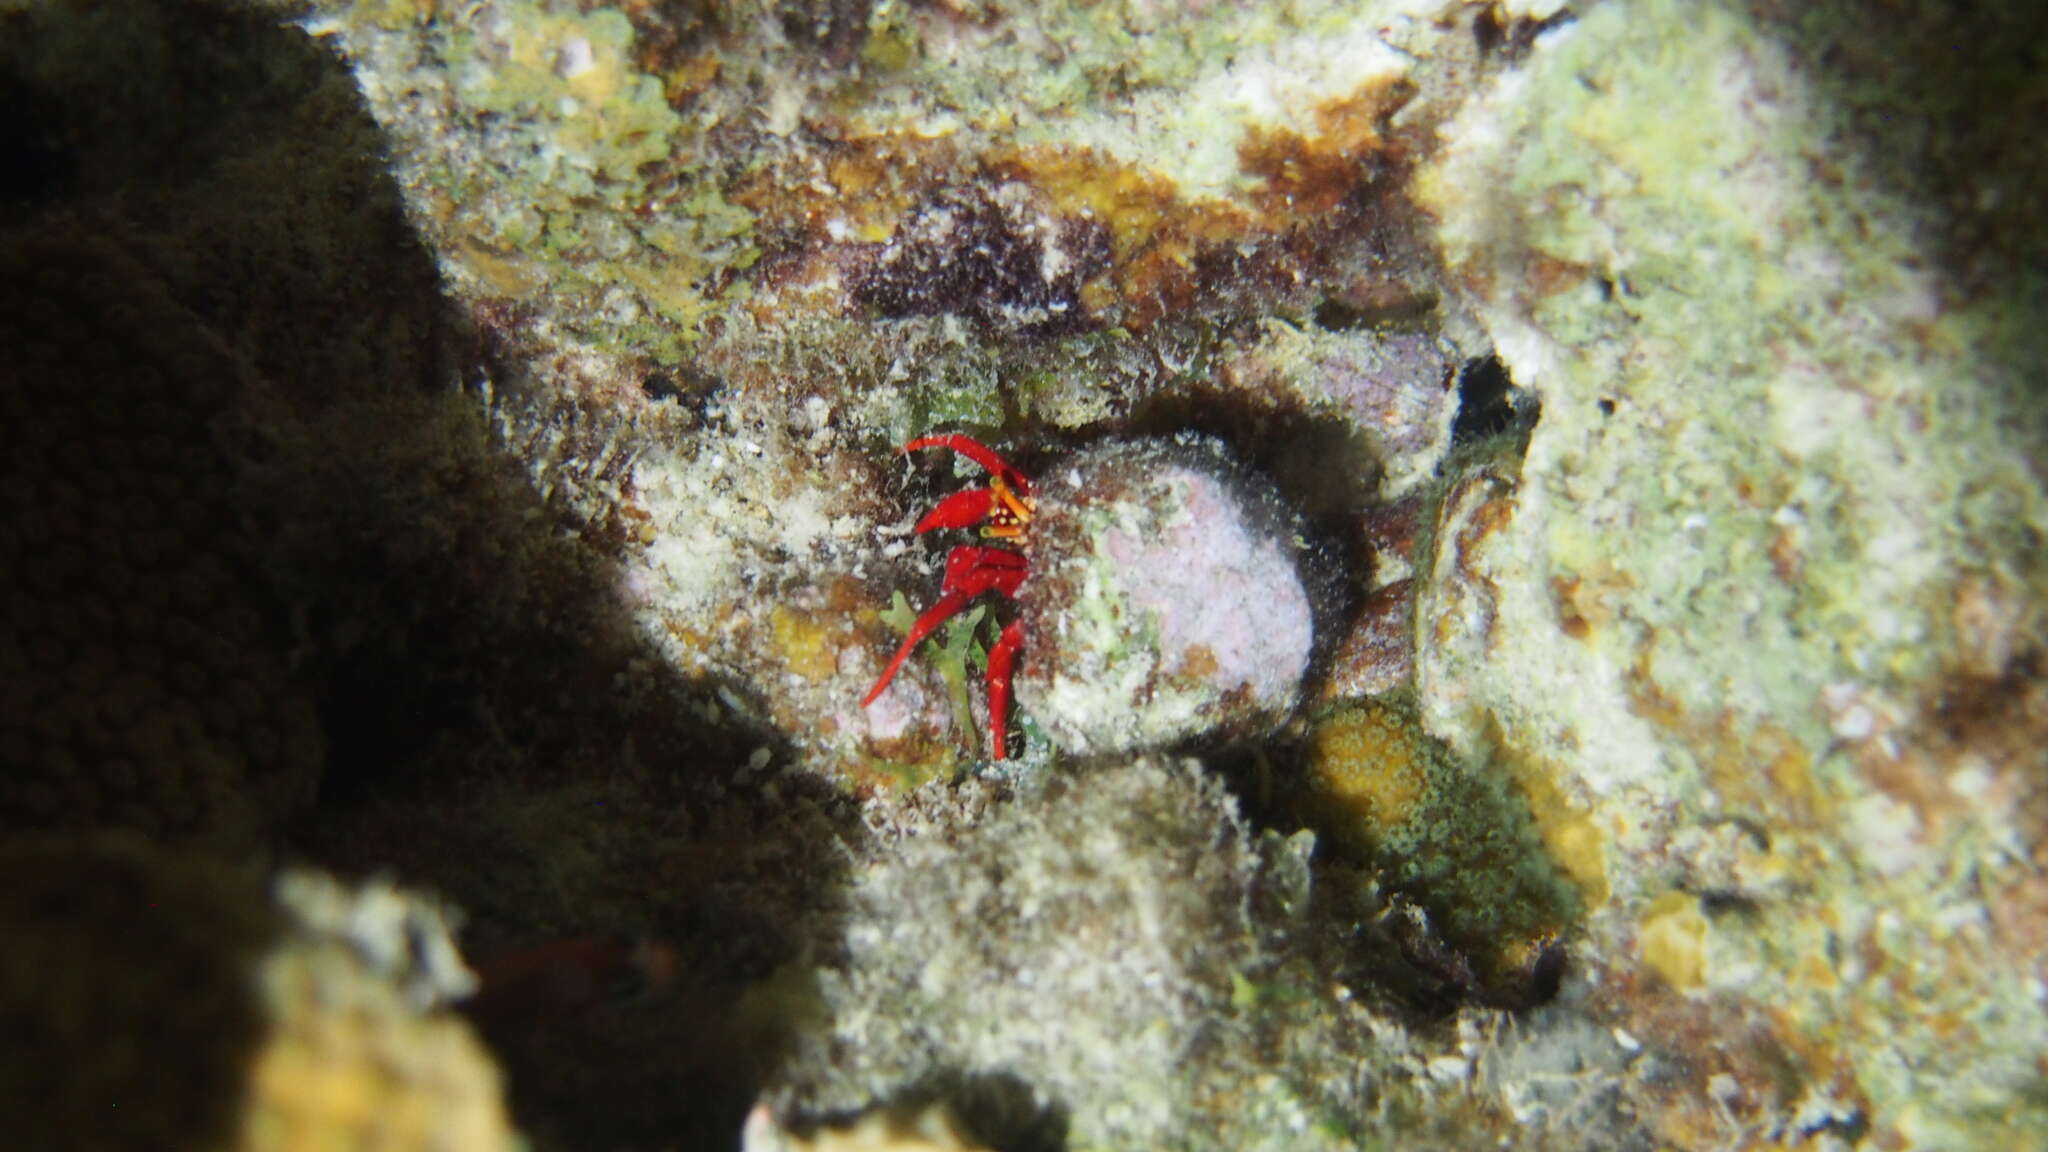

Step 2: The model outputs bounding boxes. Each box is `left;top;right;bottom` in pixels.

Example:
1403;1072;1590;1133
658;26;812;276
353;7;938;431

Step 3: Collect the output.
1017;438;1314;755
765;760;1278;1148
0;227;324;847
0;839;516;1152
243;873;517;1152
1413;1;2048;1145
0;837;276;1152
1300;699;1579;1003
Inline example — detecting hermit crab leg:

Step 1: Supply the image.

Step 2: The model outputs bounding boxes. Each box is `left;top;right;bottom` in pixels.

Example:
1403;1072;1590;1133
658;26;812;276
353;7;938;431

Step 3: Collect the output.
861;546;1026;708
986;619;1025;761
860;587;979;708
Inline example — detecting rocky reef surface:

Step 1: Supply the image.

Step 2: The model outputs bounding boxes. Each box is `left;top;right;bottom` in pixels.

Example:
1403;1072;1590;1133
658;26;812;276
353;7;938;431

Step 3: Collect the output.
1;0;2043;1148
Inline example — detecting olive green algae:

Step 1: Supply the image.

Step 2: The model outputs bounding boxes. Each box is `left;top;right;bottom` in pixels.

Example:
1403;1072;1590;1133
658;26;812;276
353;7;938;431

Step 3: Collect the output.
296;0;745;362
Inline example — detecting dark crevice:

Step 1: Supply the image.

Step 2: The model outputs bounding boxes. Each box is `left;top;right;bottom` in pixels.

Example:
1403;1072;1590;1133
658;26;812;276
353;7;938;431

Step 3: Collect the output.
794;1072;1070;1152
1473;4;1578;61
1449;354;1537;445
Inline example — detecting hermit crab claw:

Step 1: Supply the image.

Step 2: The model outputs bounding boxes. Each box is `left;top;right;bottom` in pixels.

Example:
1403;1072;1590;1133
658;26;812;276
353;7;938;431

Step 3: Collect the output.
915;487;1000;535
902;434;1032;495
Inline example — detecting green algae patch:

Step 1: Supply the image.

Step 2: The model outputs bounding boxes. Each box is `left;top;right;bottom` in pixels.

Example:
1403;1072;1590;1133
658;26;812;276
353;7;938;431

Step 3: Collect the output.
311;0;755;357
1299;699;1581;1000
449;7;677;184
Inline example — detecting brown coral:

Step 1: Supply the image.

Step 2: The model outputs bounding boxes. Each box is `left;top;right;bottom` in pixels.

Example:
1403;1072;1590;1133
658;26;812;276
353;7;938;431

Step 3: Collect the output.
0;226;321;847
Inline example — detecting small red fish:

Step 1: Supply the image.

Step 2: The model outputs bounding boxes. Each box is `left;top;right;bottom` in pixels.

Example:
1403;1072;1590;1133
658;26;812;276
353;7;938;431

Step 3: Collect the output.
463;934;678;1023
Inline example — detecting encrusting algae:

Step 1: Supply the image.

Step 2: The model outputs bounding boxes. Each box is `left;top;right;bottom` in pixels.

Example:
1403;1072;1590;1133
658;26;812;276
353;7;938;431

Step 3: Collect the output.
1299;699;1581;1003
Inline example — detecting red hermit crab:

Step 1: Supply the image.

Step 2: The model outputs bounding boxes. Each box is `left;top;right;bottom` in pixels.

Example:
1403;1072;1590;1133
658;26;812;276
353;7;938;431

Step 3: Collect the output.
864;433;1316;760
860;434;1034;760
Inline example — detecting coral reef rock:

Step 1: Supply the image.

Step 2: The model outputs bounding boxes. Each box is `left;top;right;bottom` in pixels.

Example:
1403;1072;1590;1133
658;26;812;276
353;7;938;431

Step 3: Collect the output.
1017;438;1314;755
1411;1;2048;1145
769;760;1270;1148
244;872;516;1152
742;1101;993;1152
0;837;517;1152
